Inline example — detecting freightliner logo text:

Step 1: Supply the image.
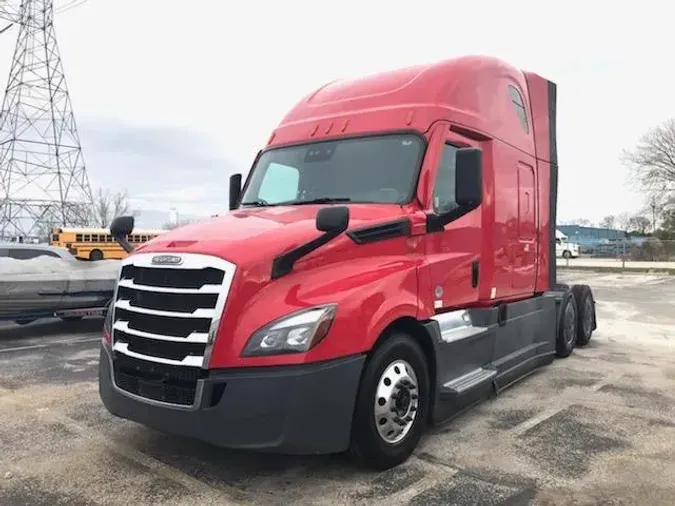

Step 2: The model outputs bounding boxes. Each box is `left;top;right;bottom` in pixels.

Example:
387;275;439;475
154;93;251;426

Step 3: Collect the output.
151;255;183;266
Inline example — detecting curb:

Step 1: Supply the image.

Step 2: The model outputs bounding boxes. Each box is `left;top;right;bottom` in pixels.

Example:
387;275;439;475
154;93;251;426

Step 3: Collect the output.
557;265;675;275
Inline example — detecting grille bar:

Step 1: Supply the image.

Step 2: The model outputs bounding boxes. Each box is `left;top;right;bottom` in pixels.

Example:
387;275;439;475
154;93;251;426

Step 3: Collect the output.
120;265;225;289
113;342;204;367
117;286;218;313
117;278;222;294
114;308;211;338
113;320;210;343
110;252;236;408
115;299;216;319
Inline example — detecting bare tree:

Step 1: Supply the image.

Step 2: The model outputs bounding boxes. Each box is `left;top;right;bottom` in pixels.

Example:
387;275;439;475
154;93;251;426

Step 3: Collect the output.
599;215;616;229
661;209;675;234
91;188;133;227
638;192;675;234
626;215;651;235
615;212;630;231
621;118;675;193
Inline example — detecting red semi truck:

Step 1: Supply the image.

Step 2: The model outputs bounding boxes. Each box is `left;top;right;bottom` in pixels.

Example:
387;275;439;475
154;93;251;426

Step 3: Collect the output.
99;55;597;470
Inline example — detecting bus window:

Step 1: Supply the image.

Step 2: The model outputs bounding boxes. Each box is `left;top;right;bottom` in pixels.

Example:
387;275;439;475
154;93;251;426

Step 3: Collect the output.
50;227;167;260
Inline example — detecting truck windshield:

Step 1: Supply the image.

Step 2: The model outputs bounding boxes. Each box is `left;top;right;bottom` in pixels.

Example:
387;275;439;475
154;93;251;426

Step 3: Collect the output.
239;133;425;206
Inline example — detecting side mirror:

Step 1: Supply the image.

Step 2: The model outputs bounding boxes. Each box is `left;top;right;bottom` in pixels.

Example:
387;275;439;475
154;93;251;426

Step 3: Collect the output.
455;147;483;207
316;206;350;233
110;215;135;253
229;173;242;210
110;215;134;238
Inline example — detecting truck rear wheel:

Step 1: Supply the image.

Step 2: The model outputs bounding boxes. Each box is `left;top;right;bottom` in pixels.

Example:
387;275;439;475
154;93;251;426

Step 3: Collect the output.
556;291;578;358
572;284;595;347
348;332;429;470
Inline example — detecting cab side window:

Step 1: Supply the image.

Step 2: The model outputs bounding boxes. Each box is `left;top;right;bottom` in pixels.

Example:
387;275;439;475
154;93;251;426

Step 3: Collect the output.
258;162;299;203
432;144;460;214
508;85;529;133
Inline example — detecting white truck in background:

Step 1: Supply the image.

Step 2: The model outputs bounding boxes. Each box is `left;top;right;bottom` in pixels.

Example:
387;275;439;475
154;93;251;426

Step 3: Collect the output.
556;229;580;259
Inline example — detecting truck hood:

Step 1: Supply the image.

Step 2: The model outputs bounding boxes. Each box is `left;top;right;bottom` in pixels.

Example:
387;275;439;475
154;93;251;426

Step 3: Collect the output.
136;204;406;267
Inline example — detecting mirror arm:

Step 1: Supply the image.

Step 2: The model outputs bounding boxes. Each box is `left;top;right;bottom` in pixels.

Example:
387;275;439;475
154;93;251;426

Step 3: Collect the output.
113;235;135;253
270;222;348;280
425;204;478;233
425;212;445;233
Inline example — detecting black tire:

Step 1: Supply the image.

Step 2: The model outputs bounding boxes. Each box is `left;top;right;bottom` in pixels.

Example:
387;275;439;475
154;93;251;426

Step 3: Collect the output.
89;249;103;261
572;284;595;347
348;332;430;470
562;250;572;259
14;319;35;326
556;290;578;358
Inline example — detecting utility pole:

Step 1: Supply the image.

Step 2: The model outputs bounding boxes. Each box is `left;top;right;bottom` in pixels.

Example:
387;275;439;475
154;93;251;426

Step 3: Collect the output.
0;0;94;242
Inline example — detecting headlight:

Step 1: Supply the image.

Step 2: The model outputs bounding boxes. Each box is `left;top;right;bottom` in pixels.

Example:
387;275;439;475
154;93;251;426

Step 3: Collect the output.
241;304;337;357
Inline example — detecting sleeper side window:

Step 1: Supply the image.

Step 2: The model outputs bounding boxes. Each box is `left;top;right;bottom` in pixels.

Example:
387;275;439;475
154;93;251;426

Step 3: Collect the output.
432;144;460;215
508;85;529;133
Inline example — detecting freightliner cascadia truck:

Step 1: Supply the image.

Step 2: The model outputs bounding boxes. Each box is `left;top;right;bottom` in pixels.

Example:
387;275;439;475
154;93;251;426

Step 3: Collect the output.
99;55;598;470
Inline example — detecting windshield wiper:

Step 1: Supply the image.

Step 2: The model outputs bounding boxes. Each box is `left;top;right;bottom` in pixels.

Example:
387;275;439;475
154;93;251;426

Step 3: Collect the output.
288;197;352;205
241;197;352;207
239;199;270;207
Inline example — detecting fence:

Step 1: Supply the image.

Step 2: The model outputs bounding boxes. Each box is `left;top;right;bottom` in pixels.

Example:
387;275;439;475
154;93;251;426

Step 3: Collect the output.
574;238;675;262
557;239;675;272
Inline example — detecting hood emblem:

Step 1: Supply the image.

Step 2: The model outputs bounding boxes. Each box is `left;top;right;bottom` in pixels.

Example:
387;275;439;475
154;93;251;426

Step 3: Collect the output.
151;254;183;266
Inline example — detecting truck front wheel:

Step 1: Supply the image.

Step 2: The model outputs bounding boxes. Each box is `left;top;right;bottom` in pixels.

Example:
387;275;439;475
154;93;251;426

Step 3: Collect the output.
348;332;430;470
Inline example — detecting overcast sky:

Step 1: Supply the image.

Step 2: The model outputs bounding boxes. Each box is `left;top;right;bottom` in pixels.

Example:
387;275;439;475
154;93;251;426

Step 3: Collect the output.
0;0;672;223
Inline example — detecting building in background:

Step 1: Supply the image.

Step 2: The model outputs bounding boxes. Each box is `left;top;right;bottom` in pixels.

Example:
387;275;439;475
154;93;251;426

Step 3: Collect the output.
557;225;646;257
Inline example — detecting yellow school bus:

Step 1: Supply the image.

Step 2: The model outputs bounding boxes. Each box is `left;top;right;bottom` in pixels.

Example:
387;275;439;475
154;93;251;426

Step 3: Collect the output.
50;226;167;261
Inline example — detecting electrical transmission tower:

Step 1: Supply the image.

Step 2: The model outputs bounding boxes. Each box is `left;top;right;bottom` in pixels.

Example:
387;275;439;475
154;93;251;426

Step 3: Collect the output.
0;0;93;242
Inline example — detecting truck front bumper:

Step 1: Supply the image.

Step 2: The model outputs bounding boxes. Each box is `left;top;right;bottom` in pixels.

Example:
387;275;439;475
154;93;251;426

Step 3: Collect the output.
98;345;366;455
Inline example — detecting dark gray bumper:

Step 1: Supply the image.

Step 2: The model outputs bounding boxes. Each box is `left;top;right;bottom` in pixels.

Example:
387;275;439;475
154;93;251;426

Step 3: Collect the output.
98;346;366;455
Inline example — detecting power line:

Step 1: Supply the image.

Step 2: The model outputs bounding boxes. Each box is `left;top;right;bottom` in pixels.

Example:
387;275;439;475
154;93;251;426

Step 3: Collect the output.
55;0;90;15
0;0;90;32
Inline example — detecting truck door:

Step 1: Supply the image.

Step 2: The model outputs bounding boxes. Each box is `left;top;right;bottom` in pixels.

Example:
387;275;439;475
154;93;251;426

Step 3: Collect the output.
424;135;481;311
511;162;537;291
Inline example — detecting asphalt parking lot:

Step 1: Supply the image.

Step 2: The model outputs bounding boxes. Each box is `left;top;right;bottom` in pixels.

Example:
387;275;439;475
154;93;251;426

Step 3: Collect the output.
1;270;674;506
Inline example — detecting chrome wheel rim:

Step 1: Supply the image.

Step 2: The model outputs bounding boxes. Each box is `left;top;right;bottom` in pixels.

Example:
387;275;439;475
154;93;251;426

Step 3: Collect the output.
583;296;593;337
564;301;577;346
374;359;419;444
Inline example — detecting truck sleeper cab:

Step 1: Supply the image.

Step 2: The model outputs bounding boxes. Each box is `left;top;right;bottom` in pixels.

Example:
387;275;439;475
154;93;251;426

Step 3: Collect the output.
98;55;598;470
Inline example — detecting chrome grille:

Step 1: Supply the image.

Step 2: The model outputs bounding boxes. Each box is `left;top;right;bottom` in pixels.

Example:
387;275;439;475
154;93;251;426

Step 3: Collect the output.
110;252;236;405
